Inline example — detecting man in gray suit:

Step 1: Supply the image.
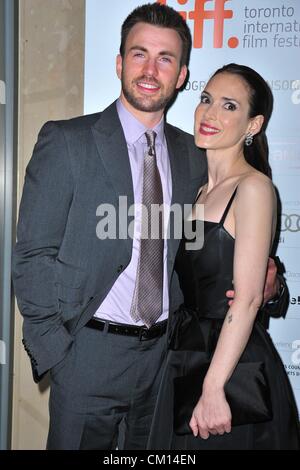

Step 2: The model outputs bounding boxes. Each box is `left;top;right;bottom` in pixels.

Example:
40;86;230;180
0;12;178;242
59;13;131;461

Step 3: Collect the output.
12;3;286;450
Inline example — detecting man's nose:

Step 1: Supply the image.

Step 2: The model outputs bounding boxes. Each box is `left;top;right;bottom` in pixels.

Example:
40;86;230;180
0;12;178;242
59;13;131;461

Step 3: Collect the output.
142;58;158;77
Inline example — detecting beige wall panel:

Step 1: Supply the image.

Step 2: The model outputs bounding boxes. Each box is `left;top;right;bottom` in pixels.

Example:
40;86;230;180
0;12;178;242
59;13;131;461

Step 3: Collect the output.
12;0;85;449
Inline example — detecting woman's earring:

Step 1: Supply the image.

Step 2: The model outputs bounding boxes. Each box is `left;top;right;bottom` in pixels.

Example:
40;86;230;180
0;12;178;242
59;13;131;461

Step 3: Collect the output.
245;132;253;146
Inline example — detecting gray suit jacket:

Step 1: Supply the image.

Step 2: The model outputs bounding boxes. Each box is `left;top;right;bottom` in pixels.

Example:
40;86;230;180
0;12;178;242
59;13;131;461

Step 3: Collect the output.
12;101;207;381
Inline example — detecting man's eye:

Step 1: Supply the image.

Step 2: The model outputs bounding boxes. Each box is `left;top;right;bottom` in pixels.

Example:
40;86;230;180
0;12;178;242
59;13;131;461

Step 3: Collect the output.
160;57;171;63
200;95;210;104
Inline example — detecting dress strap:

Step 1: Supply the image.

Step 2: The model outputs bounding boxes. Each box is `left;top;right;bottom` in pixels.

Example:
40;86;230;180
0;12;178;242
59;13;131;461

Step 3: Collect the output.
194;189;203;204
219;187;238;226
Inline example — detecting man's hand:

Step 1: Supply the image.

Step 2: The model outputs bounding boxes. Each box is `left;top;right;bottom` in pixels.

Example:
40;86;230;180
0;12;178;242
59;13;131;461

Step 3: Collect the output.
263;257;279;304
226;258;279;306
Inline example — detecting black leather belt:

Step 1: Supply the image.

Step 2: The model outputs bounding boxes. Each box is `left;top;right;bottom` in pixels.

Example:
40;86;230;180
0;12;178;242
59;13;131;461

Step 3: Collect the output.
86;317;167;341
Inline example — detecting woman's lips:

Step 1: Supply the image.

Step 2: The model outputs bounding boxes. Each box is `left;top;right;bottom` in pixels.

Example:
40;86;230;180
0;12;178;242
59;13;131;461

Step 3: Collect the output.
199;123;221;136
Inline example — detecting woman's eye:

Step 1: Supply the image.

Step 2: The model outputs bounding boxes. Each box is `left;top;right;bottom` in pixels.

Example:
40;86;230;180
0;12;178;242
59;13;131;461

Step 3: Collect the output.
224;102;237;111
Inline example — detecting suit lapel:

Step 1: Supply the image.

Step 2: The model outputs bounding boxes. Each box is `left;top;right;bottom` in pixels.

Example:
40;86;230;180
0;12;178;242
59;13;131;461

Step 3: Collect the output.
165;124;189;210
92;105;194;280
91;101;134;251
165;124;190;271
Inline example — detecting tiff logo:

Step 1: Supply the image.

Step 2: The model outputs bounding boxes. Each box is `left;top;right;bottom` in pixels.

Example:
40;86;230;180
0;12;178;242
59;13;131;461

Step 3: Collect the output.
158;0;238;48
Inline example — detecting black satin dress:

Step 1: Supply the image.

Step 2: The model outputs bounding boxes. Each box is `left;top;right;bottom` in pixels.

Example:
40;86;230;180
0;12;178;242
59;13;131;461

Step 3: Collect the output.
148;190;300;450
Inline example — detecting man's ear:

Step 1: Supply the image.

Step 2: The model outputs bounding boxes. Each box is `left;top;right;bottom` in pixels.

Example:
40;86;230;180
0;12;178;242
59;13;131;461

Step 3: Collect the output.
116;54;122;80
248;114;264;136
175;65;188;90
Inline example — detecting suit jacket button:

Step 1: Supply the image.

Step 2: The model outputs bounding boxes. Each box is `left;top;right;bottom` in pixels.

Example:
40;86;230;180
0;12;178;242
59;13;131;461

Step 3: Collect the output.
117;265;123;273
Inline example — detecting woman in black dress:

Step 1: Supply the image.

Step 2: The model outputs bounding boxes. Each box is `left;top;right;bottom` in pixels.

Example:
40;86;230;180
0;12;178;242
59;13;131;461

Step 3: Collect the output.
148;63;300;450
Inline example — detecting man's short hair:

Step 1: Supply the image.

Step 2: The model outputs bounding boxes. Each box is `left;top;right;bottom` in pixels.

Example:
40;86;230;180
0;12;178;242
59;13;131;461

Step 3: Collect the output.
120;2;192;67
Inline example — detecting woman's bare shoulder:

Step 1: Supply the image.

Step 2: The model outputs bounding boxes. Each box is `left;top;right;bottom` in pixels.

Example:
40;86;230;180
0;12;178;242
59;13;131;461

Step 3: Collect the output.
237;171;275;200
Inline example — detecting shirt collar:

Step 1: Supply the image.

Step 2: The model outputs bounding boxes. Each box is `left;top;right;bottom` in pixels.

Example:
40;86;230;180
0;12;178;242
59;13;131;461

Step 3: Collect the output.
116;98;164;145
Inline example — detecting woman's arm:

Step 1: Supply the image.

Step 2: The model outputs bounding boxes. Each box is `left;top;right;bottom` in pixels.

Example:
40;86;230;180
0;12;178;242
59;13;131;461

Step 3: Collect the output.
190;174;276;438
226;258;289;323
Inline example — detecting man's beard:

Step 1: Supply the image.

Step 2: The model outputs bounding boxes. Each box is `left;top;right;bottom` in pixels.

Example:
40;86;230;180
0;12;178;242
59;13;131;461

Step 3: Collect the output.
121;74;176;113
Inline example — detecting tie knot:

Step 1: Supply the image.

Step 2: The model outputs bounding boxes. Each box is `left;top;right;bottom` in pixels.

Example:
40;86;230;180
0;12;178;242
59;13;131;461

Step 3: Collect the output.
145;131;156;156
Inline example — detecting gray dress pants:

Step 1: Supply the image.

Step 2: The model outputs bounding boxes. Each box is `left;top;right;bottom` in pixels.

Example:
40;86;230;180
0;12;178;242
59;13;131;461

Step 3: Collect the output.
47;322;167;450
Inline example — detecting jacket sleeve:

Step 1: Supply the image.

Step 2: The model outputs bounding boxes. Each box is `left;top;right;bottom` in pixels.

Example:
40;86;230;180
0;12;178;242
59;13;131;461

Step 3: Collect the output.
262;273;289;319
12;121;74;381
259;253;290;328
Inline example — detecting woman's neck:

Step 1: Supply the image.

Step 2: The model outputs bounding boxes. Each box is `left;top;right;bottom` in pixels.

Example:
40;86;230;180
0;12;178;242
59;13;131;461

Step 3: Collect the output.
206;148;248;192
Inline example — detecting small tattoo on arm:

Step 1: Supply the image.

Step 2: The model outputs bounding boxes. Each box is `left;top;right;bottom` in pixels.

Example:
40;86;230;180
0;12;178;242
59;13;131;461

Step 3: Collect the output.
228;314;233;323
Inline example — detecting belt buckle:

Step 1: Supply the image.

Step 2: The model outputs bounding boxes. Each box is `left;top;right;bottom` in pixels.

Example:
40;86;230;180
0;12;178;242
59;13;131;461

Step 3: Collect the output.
139;326;150;341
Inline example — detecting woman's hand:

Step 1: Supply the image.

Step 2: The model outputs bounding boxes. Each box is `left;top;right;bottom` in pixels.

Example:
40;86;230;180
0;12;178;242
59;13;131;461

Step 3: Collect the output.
189;388;232;439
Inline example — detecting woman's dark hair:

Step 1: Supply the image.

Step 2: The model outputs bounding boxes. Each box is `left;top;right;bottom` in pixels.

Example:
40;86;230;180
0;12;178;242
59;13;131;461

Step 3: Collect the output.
212;63;273;178
120;3;192;67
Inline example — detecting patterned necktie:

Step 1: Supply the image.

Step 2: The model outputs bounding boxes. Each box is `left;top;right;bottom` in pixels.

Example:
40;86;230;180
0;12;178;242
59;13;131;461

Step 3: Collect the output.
130;131;164;328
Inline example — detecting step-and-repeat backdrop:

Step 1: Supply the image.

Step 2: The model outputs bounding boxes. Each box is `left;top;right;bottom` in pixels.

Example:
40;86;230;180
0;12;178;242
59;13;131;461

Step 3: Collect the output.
84;0;300;414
